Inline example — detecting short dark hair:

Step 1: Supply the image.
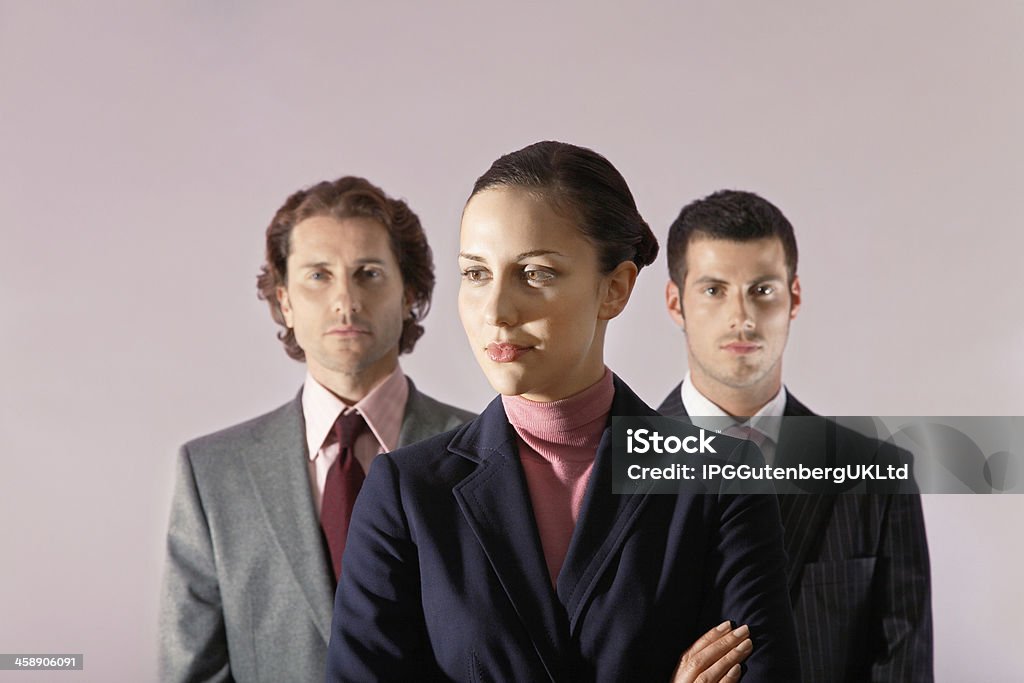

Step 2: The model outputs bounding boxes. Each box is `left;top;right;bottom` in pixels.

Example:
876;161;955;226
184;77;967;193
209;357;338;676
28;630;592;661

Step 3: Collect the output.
256;176;434;360
469;141;659;273
666;190;798;286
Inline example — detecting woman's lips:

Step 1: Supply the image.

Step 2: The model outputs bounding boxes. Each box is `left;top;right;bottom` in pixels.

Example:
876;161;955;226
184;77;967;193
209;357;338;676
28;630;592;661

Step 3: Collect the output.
486;343;532;362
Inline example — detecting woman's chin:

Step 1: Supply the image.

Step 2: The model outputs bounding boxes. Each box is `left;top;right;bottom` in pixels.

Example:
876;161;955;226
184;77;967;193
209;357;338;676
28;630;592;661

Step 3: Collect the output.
481;367;533;397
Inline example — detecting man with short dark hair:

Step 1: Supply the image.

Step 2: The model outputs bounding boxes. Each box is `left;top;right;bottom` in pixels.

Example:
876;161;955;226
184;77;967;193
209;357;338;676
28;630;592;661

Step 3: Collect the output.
159;177;474;682
657;189;933;682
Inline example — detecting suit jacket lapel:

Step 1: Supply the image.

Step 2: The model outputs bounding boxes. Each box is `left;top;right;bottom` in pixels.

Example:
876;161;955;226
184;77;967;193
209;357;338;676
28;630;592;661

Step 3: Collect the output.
243;395;335;645
450;398;568;682
397;378;460;447
557;377;658;635
774;393;836;594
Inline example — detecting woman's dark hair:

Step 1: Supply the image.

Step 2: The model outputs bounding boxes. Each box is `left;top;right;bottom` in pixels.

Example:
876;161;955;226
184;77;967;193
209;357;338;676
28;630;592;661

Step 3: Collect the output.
257;176;434;360
469;141;658;273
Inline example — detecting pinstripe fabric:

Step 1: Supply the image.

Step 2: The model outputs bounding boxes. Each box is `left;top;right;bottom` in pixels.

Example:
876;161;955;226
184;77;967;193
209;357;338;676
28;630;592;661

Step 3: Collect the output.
658;385;933;682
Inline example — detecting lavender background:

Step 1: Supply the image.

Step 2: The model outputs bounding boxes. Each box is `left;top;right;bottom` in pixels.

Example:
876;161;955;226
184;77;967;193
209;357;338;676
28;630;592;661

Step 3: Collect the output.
2;2;1022;680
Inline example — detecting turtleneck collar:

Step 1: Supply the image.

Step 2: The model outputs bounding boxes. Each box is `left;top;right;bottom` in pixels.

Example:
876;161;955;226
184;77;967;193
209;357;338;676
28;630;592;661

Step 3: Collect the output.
502;368;614;460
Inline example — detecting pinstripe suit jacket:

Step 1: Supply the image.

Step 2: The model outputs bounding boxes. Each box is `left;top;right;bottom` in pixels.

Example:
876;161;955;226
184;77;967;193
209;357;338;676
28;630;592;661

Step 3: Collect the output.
658;386;933;682
159;378;474;683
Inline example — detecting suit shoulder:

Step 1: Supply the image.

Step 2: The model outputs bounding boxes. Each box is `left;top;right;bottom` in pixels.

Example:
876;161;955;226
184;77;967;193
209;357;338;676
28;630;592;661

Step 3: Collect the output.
409;389;475;424
181;398;299;459
371;420;479;494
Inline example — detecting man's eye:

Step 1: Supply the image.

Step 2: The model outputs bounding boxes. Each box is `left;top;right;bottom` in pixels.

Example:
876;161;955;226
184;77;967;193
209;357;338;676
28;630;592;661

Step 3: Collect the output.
310;271;328;281
461;268;490;282
359;267;383;280
703;286;720;296
754;285;774;296
523;268;554;284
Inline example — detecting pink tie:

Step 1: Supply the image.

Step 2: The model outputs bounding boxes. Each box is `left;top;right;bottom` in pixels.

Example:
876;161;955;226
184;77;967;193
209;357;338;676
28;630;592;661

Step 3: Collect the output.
321;411;366;581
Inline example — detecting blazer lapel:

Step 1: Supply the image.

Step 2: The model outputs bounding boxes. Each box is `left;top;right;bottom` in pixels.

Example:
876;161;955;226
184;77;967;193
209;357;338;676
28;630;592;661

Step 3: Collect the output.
243;395;335;645
556;377;658;635
774;394;836;594
450;398;568;682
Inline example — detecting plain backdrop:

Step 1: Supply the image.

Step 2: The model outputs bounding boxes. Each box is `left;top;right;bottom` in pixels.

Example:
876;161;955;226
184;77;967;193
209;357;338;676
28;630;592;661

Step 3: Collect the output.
1;2;1022;681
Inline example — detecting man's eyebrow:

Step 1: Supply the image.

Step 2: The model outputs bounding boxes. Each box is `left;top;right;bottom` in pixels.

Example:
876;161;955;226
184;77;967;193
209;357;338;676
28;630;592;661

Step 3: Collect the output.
295;258;387;268
458;250;566;261
691;275;729;285
690;274;786;285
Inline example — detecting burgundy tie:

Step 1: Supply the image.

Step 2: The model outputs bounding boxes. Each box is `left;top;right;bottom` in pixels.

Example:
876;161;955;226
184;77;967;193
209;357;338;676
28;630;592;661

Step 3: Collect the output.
321;411;367;581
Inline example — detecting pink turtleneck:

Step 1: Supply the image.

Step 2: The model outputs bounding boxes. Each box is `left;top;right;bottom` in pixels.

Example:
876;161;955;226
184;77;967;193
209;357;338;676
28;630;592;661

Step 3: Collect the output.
502;368;615;584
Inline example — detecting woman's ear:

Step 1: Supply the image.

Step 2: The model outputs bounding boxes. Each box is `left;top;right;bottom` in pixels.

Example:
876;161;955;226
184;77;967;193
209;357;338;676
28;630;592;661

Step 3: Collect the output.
598;261;639;320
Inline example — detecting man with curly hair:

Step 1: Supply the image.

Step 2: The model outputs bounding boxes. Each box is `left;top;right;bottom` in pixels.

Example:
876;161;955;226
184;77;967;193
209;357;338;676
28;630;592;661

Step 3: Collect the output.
159;177;474;683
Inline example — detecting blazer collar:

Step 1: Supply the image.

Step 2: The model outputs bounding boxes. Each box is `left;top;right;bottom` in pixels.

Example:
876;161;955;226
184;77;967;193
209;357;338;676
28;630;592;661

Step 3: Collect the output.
449;375;660;676
449;394;566;680
242;393;335;645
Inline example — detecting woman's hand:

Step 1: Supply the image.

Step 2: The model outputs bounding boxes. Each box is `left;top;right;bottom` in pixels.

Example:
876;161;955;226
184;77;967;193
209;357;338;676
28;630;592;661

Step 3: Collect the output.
670;621;752;682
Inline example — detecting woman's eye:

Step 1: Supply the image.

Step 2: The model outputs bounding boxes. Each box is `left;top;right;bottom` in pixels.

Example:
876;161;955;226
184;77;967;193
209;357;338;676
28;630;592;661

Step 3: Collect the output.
461;268;490;282
359;267;383;280
523;268;554;284
310;271;328;281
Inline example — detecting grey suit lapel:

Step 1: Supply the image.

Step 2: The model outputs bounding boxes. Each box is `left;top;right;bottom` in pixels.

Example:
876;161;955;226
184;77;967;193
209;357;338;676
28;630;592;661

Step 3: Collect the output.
397;378;471;447
242;395;335;645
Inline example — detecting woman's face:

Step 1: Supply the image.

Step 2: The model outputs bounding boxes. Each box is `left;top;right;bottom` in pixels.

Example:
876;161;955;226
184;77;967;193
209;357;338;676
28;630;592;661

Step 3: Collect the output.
458;187;636;402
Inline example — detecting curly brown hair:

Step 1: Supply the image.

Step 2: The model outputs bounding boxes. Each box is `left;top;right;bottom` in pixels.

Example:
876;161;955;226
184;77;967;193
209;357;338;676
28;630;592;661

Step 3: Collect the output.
256;176;435;361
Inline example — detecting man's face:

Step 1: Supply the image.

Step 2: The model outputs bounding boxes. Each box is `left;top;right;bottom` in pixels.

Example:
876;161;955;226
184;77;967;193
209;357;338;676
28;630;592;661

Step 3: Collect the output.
277;215;409;390
665;236;800;398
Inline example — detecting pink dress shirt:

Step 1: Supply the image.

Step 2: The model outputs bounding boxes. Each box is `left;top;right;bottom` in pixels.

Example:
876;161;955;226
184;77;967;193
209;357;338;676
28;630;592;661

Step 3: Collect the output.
302;366;409;517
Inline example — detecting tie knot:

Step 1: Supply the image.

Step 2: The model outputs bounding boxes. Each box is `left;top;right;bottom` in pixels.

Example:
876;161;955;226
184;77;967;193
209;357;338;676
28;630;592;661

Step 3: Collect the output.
724;423;768;450
333;411;367;450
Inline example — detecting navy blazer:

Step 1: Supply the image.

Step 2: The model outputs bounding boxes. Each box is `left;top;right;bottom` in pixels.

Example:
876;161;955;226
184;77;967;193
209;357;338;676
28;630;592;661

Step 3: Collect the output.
658;386;933;682
327;377;800;682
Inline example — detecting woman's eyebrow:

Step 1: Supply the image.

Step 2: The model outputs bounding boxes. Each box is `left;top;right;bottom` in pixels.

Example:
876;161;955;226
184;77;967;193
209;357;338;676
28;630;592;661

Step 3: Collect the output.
459;249;566;262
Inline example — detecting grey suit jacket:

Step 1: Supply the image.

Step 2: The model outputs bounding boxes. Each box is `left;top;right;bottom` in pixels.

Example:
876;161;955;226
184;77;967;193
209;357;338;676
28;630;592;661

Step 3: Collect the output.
159;378;474;683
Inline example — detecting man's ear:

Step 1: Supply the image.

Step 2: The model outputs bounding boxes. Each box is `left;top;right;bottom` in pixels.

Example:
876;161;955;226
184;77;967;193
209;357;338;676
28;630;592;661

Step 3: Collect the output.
789;275;802;321
598;261;639;320
665;279;685;331
276;286;294;328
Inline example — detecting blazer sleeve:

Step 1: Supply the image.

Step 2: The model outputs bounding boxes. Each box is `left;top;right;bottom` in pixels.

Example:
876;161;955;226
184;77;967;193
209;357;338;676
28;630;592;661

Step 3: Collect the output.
325;454;438;682
708;492;802;682
869;493;933;682
158;446;234;683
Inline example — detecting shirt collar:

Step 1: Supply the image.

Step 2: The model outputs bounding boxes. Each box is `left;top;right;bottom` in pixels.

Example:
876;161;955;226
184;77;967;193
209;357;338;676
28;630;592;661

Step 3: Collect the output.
301;365;409;459
679;372;787;445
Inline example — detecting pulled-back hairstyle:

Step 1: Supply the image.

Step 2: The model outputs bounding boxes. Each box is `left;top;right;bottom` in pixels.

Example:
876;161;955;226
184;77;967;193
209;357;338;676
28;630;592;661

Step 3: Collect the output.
257;176;434;360
666;190;798;287
469;141;659;273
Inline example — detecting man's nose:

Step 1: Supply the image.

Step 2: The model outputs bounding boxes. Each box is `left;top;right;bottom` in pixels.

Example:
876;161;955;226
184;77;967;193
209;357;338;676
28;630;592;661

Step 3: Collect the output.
332;277;361;315
728;294;755;332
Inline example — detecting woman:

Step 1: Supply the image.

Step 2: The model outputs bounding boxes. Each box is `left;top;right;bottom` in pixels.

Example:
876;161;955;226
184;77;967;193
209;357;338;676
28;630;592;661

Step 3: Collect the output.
326;142;798;682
